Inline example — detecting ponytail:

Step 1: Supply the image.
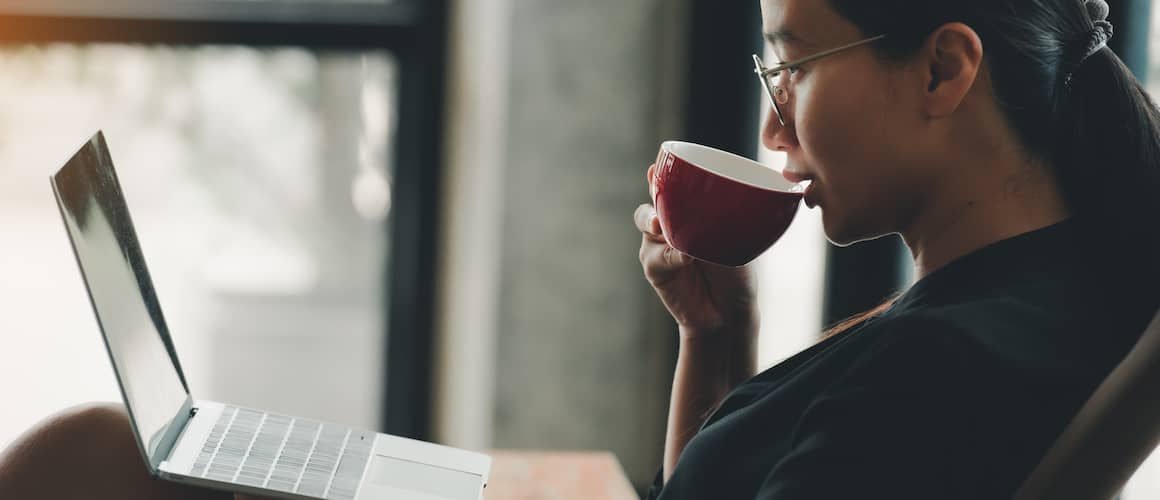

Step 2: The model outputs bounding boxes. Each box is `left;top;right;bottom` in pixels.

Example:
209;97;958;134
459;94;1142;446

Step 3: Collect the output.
821;293;900;340
1052;46;1160;279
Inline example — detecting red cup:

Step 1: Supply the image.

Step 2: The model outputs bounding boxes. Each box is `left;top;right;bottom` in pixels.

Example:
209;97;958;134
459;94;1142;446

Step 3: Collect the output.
651;141;803;267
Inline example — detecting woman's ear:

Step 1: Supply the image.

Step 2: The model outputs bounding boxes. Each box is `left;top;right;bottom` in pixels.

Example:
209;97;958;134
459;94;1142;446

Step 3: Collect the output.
919;23;984;118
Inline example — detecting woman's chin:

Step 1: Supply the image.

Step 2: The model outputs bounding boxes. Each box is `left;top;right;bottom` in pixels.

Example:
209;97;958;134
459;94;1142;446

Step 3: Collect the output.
824;232;862;248
820;210;855;247
821;210;887;247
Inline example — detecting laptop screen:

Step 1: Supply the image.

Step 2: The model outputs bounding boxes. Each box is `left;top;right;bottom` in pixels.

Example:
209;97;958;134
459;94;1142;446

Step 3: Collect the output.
50;132;192;471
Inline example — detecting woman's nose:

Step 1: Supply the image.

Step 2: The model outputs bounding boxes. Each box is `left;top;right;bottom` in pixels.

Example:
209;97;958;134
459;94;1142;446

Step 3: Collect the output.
761;106;798;152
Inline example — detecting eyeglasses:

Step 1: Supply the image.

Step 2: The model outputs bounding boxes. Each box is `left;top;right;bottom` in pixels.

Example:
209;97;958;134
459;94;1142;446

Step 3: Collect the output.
752;35;886;126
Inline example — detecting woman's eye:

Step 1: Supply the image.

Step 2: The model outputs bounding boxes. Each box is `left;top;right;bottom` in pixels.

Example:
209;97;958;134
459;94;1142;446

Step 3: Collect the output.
787;65;801;75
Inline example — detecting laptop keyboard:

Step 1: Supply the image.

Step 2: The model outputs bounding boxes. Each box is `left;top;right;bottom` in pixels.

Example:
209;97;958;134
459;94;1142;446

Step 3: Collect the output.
190;406;373;500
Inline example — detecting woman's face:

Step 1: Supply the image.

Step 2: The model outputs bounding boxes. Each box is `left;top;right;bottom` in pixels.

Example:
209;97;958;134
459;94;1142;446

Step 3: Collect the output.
760;0;932;246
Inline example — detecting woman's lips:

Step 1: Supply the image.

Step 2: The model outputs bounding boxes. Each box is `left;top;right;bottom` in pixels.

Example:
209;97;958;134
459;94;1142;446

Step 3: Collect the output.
781;168;818;208
781;168;811;184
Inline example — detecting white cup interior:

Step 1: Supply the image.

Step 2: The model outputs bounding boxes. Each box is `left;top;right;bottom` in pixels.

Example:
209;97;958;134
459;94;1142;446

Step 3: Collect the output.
663;141;802;193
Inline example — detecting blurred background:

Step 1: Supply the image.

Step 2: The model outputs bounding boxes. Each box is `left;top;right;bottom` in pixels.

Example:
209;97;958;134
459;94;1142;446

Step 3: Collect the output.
0;0;1156;496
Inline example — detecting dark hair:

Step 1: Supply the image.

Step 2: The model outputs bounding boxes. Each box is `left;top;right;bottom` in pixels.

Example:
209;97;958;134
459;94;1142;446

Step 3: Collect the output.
821;293;900;339
826;0;1160;280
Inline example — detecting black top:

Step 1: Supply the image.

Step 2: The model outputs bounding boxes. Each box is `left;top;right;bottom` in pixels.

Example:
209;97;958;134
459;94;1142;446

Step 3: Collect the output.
646;220;1158;499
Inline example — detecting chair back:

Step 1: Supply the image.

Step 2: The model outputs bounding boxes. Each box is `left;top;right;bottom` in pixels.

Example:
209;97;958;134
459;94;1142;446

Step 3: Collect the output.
1014;308;1160;500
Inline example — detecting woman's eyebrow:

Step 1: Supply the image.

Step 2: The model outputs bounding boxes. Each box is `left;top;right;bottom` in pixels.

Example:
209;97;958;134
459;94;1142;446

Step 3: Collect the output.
763;29;816;49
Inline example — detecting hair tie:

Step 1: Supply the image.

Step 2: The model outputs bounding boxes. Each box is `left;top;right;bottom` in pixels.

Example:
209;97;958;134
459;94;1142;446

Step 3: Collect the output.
1064;0;1114;86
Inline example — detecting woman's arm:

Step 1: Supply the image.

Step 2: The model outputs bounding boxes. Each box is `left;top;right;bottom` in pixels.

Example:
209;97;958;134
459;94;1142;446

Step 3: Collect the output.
664;325;757;481
756;317;983;499
634;165;762;484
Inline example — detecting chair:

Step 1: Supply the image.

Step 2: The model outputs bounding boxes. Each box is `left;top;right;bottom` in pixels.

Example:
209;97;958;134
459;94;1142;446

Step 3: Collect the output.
1014;308;1160;500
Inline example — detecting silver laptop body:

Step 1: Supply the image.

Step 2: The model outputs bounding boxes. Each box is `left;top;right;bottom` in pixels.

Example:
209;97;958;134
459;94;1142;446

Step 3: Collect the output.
50;131;491;500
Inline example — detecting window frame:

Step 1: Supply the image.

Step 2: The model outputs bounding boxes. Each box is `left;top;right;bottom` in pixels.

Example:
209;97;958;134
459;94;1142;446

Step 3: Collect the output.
0;0;447;440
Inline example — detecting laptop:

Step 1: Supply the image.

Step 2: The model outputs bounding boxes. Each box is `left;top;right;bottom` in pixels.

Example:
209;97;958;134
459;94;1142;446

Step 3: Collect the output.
50;131;491;500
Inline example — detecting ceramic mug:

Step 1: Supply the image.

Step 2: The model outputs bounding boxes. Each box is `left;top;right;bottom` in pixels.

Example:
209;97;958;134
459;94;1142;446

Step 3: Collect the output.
651;141;803;267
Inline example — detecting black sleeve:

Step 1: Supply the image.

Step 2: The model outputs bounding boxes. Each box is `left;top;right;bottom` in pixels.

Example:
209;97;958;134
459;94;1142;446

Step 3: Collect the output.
643;468;663;500
756;316;984;499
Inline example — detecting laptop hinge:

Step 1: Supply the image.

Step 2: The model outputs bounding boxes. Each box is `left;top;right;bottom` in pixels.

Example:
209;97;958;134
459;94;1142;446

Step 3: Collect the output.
150;396;196;473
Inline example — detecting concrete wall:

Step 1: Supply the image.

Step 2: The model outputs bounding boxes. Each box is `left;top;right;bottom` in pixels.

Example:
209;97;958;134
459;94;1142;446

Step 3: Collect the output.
436;0;689;489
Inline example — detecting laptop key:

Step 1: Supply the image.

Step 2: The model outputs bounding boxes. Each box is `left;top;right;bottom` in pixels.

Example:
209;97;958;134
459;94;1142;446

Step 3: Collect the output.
192;406;368;499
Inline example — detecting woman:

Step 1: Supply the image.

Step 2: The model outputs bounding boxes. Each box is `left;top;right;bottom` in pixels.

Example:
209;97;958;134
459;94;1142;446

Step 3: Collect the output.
3;0;1157;498
635;0;1160;498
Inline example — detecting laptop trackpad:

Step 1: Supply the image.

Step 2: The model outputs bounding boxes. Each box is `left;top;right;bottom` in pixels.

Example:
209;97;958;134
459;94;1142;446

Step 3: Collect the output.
358;454;483;500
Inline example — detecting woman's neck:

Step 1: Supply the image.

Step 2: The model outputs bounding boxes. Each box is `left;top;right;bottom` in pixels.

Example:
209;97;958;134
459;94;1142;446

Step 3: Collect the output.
902;155;1071;280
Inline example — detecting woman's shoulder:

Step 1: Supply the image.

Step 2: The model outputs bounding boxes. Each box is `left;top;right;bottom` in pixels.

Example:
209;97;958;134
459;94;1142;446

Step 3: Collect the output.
840;311;991;372
857;293;1129;379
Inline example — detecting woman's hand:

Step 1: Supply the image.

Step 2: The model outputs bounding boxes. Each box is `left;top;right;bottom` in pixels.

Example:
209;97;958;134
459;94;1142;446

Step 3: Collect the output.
635;164;759;340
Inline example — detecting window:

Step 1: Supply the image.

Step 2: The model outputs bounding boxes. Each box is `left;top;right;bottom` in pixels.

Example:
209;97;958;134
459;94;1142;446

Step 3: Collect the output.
753;147;828;368
0;0;444;447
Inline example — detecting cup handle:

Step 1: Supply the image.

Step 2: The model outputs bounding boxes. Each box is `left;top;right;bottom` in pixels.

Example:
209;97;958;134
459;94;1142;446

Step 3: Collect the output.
651;150;664;203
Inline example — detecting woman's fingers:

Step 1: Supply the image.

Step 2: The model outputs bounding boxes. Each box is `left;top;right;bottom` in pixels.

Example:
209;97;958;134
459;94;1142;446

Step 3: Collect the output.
634;203;663;240
637;204;693;279
638;166;693;279
640;238;693;280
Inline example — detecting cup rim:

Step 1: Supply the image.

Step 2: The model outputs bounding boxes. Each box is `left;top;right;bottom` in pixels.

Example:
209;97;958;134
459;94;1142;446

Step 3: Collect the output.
661;140;803;194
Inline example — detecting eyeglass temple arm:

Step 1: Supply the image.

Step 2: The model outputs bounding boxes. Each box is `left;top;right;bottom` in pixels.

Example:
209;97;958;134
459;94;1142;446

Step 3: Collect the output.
755;34;886;77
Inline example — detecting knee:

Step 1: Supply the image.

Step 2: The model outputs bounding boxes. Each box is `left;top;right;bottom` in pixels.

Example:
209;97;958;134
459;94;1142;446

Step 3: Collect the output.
0;402;137;484
44;401;131;434
55;402;132;431
0;402;232;500
10;402;134;454
59;401;129;423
